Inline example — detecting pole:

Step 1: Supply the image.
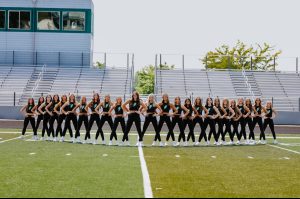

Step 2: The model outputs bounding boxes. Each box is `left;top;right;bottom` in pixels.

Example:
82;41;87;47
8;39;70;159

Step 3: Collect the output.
155;54;158;95
160;54;162;68
13;50;15;66
182;54;185;70
273;57;276;71
13;92;16;107
104;53;107;67
127;53;129;68
251;56;253;71
58;52;61;67
296;57;299;73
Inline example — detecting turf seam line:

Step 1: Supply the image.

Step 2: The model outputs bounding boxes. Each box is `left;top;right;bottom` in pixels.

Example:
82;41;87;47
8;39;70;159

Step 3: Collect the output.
267;144;300;155
138;146;153;198
0;135;30;144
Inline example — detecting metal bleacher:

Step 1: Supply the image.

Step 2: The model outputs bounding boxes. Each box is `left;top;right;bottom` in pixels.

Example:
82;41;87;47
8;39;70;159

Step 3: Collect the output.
156;69;300;112
0;65;133;106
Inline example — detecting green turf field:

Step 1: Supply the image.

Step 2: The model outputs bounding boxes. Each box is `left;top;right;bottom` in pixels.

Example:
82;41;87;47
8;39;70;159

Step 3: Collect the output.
0;130;299;198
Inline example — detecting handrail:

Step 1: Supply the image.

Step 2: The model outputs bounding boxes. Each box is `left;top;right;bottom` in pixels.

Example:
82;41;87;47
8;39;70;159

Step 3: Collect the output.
31;64;46;97
242;68;255;101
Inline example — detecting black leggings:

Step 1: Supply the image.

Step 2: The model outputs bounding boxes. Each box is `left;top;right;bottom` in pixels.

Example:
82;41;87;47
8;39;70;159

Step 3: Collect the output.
76;115;89;139
96;115;114;141
88;113;100;137
49;114;59;138
222;119;233;142
143;115;160;142
22;116;37;136
36;115;43;132
56;114;66;137
205;118;218;142
194;117;207;142
183;119;195;142
215;118;224;142
42;114;51;137
253;117;265;140
123;113;142;142
111;117;126;141
245;117;255;140
232;120;239;140
158;115;175;142
264;118;276;140
63;114;77;138
238;117;247;141
172;117;185;142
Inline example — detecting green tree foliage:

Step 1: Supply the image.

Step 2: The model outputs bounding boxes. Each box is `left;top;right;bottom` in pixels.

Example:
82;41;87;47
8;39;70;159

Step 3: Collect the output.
202;41;282;70
135;63;174;94
96;61;106;69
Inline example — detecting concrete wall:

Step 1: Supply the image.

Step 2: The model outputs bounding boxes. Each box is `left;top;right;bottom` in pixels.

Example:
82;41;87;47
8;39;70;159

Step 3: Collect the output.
1;106;300;125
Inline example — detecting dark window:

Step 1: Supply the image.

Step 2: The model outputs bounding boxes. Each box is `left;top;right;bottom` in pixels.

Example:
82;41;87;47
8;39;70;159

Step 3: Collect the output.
63;12;85;31
9;11;31;30
0;11;5;29
37;11;60;30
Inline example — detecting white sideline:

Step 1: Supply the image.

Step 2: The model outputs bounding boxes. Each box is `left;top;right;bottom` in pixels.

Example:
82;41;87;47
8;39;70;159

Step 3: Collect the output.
267;144;300;155
138;146;153;198
0;135;30;144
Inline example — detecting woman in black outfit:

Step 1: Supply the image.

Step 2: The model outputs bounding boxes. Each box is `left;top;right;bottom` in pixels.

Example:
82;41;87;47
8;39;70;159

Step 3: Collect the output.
231;100;242;145
193;97;209;146
245;99;256;145
237;98;250;145
264;101;278;145
214;98;227;146
74;96;89;144
109;97;126;146
220;99;235;145
122;91;146;147
54;95;68;142
86;93;101;144
46;94;60;141
38;95;52;141
95;95;114;145
20;98;38;140
252;98;266;144
204;98;221;146
61;94;78;143
141;94;163;147
157;94;178;147
172;97;189;147
182;98;195;146
35;96;45;134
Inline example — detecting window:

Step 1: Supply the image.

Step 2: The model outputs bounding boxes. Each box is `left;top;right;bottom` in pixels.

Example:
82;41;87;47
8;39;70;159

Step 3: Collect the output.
63;11;85;31
9;11;31;30
0;11;5;29
37;11;60;30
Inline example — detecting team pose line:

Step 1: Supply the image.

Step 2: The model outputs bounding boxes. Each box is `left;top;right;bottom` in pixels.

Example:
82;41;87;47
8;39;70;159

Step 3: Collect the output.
20;91;278;147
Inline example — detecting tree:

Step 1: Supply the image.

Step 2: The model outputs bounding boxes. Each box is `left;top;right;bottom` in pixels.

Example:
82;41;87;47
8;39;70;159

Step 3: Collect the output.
95;61;106;69
135;63;174;94
202;41;282;70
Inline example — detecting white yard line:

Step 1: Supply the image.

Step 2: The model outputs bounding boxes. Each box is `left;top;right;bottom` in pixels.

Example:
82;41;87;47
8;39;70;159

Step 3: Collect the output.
267;144;300;155
138;146;153;198
0;135;30;144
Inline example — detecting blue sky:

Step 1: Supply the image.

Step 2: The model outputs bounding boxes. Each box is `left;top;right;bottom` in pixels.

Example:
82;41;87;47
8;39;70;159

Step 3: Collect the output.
93;0;300;71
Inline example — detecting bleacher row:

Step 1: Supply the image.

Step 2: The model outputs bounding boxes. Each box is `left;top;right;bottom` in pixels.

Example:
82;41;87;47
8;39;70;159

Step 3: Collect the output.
156;69;300;112
0;65;299;112
0;65;132;106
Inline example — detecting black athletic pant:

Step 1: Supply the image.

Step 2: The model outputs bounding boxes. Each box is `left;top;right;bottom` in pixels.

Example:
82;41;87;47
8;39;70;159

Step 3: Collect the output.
123;113;142;142
205;118;218;142
48;114;59;138
238;117;247;141
222;119;233;142
56;114;66;137
253;117;265;140
96;115;114;141
264;118;276;140
183;119;195;142
215;118;224;142
111;117;126;141
76;115;89;139
142;115;160;142
22;116;37;136
36;115;43;132
87;113;101;138
62;114;77;138
158;115;175;142
245;117;255;140
194;117;207;142
172;117;185;142
231;120;239;140
42;113;51;137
